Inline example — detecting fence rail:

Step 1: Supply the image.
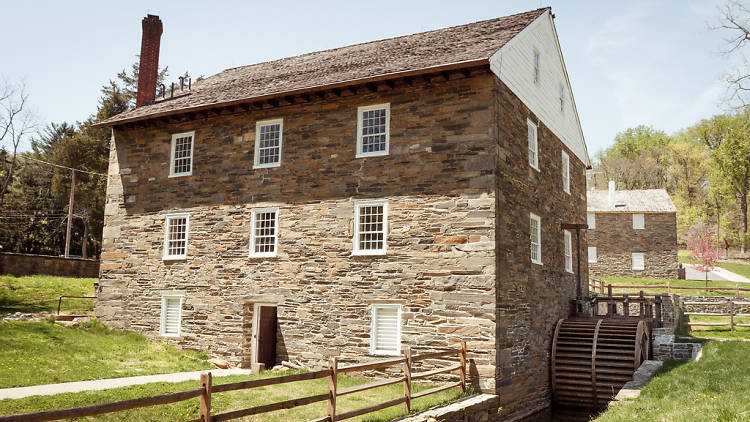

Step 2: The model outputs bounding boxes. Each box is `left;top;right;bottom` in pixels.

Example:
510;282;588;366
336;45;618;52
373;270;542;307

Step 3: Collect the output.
0;343;467;422
683;301;750;332
589;279;750;298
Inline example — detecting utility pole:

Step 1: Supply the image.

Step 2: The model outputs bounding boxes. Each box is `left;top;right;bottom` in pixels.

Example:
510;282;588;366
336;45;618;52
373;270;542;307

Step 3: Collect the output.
64;169;76;258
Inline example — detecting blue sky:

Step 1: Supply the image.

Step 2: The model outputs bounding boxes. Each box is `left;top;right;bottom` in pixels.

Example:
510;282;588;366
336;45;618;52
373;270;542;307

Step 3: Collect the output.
0;0;736;157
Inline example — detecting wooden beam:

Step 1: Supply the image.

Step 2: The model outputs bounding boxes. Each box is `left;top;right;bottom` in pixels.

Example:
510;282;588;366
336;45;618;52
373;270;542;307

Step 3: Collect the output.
404;76;414;86
331;88;341;97
385;80;395;90
441;71;452;81
299;93;310;102
252;102;264;110
267;98;279;108
365;82;378;92
461;69;471;78
239;103;251;112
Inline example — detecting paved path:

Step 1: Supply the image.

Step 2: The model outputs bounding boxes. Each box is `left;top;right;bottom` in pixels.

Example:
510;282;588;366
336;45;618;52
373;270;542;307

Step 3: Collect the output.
683;263;750;284
0;368;253;400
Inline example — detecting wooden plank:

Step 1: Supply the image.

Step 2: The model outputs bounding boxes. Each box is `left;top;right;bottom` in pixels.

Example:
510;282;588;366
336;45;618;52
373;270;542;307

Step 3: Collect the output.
403;347;411;413
337;357;405;373
336;397;407;421
328;358;338;422
411;349;458;362
336;377;404;397
684;313;732;316
199;372;211;422
211;393;329;422
0;389;203;422
411;364;461;380
411;381;462;399
686;322;730;326
212;369;329;393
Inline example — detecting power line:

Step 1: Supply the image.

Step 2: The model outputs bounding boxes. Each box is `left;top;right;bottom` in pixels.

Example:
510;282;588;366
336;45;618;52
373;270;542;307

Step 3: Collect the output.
22;156;107;177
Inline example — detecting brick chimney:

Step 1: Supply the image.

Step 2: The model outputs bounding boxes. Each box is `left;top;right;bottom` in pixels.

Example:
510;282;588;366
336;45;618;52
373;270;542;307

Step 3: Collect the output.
136;15;163;107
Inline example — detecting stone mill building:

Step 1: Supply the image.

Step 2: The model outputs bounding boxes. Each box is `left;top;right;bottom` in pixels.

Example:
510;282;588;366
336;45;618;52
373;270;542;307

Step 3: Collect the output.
94;8;591;419
587;182;678;278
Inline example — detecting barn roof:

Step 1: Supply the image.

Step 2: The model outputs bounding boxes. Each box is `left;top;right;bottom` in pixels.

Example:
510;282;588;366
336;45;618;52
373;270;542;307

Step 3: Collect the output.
97;8;548;127
587;189;677;213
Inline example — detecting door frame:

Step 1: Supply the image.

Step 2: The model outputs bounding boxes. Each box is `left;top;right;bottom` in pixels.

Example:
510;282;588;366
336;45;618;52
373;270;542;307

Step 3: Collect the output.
251;303;276;365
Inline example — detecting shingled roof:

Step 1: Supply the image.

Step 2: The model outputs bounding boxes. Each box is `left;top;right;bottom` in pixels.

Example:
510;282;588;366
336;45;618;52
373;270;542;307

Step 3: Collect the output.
587;189;677;213
97;8;548;127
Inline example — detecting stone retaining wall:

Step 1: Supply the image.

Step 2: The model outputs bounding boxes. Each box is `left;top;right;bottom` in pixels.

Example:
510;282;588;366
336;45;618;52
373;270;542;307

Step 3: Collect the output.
396;394;500;422
0;252;100;278
652;327;702;361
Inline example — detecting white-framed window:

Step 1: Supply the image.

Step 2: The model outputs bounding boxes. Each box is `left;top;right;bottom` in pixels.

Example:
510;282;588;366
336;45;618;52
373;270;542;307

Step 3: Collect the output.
564;230;573;273
163;213;189;260
588;246;597;263
249;207;279;258
370;304;401;355
562;150;570;194
527;119;539;171
169;131;195;177
530;212;542;265
587;213;596;230
533;49;540;83
356;103;390;158
254;118;283;168
633;213;645;230
353;201;388;256
160;295;183;337
632;253;645;271
559;83;565;112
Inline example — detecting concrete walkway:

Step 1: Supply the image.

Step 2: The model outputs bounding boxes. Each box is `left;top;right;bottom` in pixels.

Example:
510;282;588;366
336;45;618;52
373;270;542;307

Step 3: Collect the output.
0;368;253;400
684;263;750;284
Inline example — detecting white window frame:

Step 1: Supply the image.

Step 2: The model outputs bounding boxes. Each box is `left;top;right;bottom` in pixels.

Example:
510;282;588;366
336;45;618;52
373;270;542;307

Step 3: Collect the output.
632;253;645;271
564;230;573;273
160;295;183;337
249;207;279;258
353;200;388;256
253;118;283;169
527;119;539;171
163;213;190;260
530;212;542;265
370;304;401;356
356;103;390;158
587;213;596;230
169;131;195;178
633;213;645;230
562;150;570;194
588;246;597;263
533;49;540;83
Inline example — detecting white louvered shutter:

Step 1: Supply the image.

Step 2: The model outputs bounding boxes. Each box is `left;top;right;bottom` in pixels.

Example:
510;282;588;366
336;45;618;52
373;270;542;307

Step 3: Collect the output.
162;296;182;336
632;253;645;271
588;247;597;263
372;306;400;355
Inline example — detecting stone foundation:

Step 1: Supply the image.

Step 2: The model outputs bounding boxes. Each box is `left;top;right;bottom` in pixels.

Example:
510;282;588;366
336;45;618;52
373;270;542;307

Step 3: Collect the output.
396;394;500;422
652;327;702;361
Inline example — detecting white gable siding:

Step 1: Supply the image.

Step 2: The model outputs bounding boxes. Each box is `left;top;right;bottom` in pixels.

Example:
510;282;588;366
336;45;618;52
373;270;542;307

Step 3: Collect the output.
489;11;589;167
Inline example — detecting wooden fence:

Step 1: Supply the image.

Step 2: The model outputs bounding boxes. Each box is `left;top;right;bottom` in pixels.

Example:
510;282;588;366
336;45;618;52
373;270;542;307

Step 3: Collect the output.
0;342;467;422
683;300;750;332
589;278;750;298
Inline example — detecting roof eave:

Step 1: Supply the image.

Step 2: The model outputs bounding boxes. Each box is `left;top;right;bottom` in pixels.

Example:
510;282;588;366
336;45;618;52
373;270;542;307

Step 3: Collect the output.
94;58;491;129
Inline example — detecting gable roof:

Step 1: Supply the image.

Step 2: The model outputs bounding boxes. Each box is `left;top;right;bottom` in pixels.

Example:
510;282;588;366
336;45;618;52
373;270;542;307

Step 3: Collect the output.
587;189;677;213
97;8;548;127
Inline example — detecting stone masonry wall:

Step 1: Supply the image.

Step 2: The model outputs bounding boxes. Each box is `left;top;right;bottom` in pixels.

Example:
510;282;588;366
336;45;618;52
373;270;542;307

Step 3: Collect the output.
588;212;677;278
98;71;499;390
492;77;587;418
0;252;100;278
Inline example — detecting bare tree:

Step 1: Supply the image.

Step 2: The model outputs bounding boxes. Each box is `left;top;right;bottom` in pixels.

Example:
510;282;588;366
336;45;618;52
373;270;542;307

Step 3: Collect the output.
0;79;36;205
714;1;750;107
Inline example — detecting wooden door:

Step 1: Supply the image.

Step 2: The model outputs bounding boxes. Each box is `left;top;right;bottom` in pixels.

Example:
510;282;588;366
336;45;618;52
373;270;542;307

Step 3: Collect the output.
256;306;277;368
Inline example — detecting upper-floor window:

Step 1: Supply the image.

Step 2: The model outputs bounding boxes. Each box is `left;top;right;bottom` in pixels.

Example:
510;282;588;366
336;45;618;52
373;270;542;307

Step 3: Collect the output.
559;83;565;112
533;50;540;83
564;230;573;273
163;213;189;260
353;201;387;255
254;119;283;168
160;295;183;337
169;131;194;177
249;207;279;258
356;104;390;158
530;212;542;265
528;119;539;171
562;150;570;194
587;213;596;230
633;213;645;230
370;304;401;356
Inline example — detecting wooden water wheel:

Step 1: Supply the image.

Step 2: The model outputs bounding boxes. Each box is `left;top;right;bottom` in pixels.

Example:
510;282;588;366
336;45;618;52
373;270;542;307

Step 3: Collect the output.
551;317;649;409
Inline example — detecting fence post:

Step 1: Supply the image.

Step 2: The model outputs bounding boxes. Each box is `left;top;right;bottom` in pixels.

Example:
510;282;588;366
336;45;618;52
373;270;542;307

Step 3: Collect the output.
459;340;467;393
730;301;735;332
403;347;412;413
639;291;645;317
327;357;338;422
623;294;630;317
667;281;671;296
599;279;604;295
607;285;614;316
655;295;662;327
199;372;212;422
737;284;740;299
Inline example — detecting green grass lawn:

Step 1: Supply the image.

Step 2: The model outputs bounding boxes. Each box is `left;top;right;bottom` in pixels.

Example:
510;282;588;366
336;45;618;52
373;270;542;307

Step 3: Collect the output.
595;341;750;421
0;275;95;315
0;370;466;421
678;249;694;264
596;276;750;297
0;319;212;388
680;315;750;340
716;261;750;280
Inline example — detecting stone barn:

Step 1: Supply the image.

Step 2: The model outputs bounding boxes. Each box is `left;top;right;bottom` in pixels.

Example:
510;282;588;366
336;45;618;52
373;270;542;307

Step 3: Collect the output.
587;182;678;278
94;8;590;419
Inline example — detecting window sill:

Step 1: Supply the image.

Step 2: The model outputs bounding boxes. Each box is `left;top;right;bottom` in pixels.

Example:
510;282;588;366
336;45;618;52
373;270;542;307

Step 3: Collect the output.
163;256;187;262
529;164;540;172
160;333;181;338
531;260;543;266
253;163;281;169
352;250;387;257
168;172;192;178
249;253;277;259
368;351;401;357
356;151;389;159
